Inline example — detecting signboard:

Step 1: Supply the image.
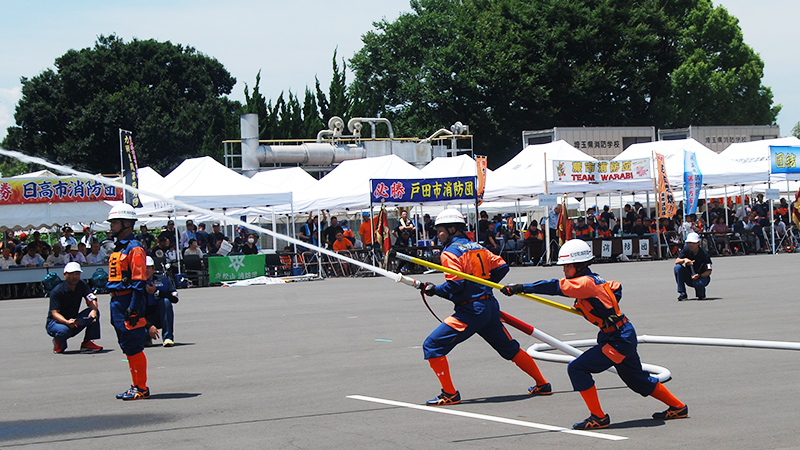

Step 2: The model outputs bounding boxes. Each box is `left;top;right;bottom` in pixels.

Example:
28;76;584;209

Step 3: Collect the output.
208;254;266;283
0;177;122;204
769;145;800;174
119;129;141;207
538;194;558;207
622;239;633;256
765;189;780;201
655;153;677;218
552;158;651;182
639;239;650;257
370;177;477;204
600;240;612;258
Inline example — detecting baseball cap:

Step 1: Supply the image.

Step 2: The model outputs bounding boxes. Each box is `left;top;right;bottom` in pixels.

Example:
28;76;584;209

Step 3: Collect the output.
212;221;220;226
64;262;83;274
146;256;155;266
685;232;701;244
362;212;370;217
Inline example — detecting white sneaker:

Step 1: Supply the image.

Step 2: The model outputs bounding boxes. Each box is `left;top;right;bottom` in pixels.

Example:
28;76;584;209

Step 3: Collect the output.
163;339;174;347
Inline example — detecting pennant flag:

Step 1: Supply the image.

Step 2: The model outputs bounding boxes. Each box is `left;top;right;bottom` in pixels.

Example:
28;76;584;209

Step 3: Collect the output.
375;203;392;255
119;129;141;208
476;156;487;206
655;153;677;218
683;149;702;215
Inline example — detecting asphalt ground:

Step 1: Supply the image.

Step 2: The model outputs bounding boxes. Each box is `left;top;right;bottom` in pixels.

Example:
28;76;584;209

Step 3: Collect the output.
1;252;799;449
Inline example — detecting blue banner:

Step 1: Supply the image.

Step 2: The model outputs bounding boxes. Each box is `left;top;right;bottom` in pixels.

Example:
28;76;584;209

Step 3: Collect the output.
370;177;477;204
683;150;702;215
769;145;800;174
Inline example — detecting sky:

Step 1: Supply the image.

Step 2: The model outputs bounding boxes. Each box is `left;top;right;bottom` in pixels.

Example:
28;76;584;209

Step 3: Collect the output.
1;0;797;144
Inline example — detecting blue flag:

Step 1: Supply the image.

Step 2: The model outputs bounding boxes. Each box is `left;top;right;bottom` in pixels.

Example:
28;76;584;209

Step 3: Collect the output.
683;150;702;215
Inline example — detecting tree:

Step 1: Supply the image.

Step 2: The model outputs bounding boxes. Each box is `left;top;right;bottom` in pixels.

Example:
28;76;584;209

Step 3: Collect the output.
793;122;800;139
350;0;779;166
1;35;238;175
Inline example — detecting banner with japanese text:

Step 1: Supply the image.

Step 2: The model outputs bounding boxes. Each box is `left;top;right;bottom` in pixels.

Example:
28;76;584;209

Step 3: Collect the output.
769;145;800;174
208;254;265;283
0;177;122;204
370;177;478;204
120;129;141;207
655;153;677;218
552;158;651;182
683;150;703;215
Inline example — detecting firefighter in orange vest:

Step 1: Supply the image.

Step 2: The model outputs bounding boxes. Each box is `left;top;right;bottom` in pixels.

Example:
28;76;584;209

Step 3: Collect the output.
501;239;688;429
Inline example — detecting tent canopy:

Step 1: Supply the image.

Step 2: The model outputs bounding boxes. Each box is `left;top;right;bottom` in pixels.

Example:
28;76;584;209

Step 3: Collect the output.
484;140;598;201
421;155;478;177
290;155;423;213
720;137;800;182
613;138;768;188
138;157;292;216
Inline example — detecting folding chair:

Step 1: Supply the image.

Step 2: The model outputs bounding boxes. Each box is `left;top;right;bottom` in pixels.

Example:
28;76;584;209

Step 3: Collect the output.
762;226;790;253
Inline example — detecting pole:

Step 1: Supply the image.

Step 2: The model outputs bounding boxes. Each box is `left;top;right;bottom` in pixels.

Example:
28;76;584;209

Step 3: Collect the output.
391;251;579;315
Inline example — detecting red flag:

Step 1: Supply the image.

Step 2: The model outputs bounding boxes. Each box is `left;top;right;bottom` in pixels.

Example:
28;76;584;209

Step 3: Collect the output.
476;156;488;206
557;197;572;245
375;204;392;254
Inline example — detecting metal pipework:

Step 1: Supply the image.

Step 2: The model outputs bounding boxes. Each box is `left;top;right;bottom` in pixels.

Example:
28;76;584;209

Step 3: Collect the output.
256;142;366;166
347;117;394;154
241;113;261;177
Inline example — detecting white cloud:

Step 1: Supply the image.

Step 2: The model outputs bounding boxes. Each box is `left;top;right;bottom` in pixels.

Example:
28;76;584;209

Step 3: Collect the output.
0;86;22;142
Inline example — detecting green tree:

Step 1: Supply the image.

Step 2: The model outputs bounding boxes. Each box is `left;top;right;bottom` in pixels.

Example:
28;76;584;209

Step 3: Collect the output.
1;35;238;175
793;122;800;139
350;0;779;165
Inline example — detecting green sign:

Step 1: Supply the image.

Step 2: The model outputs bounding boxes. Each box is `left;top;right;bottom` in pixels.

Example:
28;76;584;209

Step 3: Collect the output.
208;254;266;283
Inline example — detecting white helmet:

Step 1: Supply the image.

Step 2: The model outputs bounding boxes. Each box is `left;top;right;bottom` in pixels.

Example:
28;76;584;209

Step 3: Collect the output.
434;208;466;227
557;239;594;265
107;203;137;222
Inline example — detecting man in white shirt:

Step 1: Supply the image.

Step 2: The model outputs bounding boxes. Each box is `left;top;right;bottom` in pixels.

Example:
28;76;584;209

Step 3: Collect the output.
86;241;107;265
0;245;16;269
21;245;44;267
45;243;69;267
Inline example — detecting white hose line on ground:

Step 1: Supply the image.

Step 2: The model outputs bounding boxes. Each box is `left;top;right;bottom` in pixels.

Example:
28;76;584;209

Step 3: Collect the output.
0;148;418;286
527;334;800;383
529;329;672;382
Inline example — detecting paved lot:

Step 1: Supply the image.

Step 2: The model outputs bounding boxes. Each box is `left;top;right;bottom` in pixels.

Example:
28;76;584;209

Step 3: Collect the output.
1;253;799;449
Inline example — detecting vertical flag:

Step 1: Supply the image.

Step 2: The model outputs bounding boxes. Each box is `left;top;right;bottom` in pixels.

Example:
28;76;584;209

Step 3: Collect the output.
683;149;702;215
375;203;392;255
119;129;141;207
655;153;677;218
557;195;572;245
475;156;487;206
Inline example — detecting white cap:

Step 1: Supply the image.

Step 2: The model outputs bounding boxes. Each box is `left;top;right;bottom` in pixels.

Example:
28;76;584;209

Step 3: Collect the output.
146;256;154;267
685;232;701;243
63;262;83;274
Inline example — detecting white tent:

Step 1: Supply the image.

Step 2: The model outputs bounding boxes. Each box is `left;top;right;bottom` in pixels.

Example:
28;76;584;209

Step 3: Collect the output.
720;137;800;183
251;167;319;192
290;154;423;213
421;155;478;177
483;140;599;201
612;138;768;188
137;157;292;216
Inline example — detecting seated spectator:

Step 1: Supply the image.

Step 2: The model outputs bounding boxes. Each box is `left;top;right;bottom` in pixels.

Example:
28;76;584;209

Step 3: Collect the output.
394;229;413;248
240;233;260;255
340;220;356;245
332;231;354;252
45;243;69;267
183;239;204;257
80;226;99;246
0;244;17;269
522;220;544;263
46;262;103;354
67;245;87;264
323;216;345;250
144;256;179;347
22;245;44;267
208;221;227;254
59;226;78;249
595;219;612;238
86;241;107;265
29;231;51;256
631;217;649;236
573;217;592;241
137;224;155;251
